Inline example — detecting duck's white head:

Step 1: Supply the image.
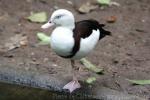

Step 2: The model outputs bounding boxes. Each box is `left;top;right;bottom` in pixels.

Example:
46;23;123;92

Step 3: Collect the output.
41;9;75;30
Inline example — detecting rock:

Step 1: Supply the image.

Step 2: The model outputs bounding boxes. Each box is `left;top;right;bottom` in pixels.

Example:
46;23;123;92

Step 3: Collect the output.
0;64;145;100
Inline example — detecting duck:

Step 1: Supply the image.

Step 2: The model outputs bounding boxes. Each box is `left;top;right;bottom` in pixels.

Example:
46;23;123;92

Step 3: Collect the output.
41;9;111;93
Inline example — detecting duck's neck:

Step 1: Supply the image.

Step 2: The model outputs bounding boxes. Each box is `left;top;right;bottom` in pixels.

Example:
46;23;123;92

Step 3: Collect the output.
66;24;75;30
61;23;75;30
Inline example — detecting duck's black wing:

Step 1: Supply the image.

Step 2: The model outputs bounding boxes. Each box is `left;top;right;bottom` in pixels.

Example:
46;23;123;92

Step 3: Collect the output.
73;20;111;39
71;20;111;57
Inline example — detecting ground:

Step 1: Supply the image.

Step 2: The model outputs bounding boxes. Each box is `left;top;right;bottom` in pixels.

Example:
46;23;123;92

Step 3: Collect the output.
0;0;150;99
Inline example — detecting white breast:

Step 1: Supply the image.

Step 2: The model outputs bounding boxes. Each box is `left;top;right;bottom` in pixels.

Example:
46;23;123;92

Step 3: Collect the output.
50;27;74;56
72;29;100;60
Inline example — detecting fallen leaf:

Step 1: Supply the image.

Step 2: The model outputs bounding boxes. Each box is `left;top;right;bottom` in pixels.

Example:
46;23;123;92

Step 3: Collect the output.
4;34;28;51
86;77;96;84
37;32;50;45
97;0;120;6
27;12;47;23
127;79;150;85
109;1;120;6
0;12;10;22
67;1;73;5
19;36;28;46
97;0;111;5
80;58;103;74
78;2;98;14
106;16;117;23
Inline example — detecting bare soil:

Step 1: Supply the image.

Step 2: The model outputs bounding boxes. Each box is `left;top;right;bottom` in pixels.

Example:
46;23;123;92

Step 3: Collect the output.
0;0;150;99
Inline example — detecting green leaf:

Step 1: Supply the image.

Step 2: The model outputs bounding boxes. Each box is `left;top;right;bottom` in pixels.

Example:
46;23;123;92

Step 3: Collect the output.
27;12;47;23
97;0;111;5
127;79;150;85
80;58;103;74
86;77;96;84
37;32;50;44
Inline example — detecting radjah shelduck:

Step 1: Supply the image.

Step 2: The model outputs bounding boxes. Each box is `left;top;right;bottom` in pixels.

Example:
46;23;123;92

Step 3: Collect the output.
41;9;111;93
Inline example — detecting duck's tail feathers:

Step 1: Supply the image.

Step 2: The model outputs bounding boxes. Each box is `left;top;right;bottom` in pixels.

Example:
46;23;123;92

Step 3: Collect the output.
99;24;111;40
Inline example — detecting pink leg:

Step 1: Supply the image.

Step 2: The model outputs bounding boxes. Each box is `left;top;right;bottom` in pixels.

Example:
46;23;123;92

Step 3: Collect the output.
63;79;81;93
63;60;81;93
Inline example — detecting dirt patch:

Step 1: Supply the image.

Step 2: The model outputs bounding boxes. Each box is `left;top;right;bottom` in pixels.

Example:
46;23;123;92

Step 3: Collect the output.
0;0;150;99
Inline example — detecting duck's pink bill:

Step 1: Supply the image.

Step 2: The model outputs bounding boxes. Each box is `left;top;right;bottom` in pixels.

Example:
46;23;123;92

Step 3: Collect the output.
41;22;54;29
